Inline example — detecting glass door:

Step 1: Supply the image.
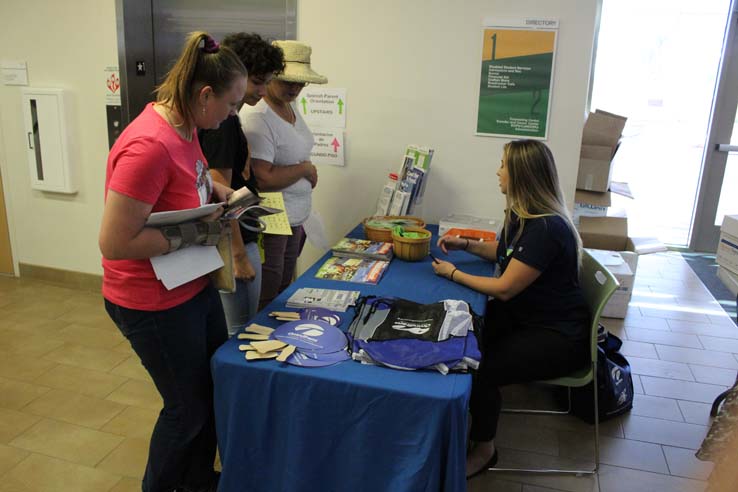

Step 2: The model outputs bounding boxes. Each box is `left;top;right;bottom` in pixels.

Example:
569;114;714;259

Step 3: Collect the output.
590;0;734;246
691;0;738;251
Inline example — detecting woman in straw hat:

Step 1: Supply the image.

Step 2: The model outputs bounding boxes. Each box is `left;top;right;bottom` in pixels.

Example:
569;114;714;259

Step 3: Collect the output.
240;40;328;309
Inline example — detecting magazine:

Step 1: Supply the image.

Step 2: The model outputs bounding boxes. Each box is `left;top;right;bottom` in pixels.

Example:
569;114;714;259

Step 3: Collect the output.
285;287;361;312
331;237;393;261
315;257;390;285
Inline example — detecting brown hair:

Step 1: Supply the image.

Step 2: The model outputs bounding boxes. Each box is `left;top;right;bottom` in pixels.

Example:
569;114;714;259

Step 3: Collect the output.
502;139;583;266
155;31;247;128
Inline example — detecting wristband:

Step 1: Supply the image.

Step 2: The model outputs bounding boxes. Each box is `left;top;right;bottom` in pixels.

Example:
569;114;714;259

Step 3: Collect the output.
161;221;225;253
464;238;470;250
450;268;458;282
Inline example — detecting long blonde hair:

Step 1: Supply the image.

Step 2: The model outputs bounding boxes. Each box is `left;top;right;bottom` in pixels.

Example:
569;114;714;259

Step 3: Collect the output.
502;140;583;266
155;31;247;129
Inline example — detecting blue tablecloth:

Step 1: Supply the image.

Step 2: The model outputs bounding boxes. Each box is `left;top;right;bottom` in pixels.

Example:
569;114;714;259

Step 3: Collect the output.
212;225;493;492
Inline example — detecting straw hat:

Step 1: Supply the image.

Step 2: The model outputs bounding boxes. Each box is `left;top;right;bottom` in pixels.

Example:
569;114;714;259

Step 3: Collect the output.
273;40;328;84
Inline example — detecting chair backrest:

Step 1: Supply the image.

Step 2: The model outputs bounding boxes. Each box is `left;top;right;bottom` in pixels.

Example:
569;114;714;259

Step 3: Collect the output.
579;249;620;363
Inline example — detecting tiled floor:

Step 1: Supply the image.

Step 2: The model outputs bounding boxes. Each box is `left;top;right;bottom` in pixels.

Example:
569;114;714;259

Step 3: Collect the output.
0;252;734;491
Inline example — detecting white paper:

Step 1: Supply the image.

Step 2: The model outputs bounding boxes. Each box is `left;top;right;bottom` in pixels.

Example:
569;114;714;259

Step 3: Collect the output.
586;248;624;267
150;245;223;290
302;210;330;251
298;88;347;128
1;60;28;86
310;129;345;166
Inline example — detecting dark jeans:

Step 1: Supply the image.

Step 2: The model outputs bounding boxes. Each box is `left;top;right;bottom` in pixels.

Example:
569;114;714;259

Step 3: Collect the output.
469;300;589;442
259;225;305;310
105;286;228;492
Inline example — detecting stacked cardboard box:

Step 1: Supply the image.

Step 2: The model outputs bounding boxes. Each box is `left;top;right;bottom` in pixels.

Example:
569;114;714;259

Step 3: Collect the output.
717;215;738;296
574;110;667;318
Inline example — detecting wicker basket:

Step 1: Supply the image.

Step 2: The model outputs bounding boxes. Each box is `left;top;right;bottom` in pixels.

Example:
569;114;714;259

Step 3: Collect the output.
363;216;425;242
392;227;431;262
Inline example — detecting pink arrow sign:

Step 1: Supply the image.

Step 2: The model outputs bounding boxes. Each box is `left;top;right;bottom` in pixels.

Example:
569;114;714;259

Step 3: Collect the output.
331;138;340;153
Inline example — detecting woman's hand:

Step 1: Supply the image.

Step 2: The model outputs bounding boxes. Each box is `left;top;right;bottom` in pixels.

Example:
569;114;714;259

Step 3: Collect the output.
432;259;456;279
233;250;256;281
437;235;468;254
212;180;234;203
301;161;318;188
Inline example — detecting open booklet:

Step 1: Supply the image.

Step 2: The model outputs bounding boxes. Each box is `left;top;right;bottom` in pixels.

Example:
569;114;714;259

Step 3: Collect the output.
146;187;283;291
145;186;283;229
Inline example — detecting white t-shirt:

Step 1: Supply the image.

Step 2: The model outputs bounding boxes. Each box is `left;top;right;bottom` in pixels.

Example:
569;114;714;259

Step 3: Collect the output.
240;100;314;226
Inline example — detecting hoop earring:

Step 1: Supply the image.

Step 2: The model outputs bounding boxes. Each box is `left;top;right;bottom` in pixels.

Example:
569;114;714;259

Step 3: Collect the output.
202;107;206;115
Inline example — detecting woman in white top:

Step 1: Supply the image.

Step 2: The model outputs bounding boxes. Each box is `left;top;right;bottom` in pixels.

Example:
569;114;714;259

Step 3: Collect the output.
240;40;327;309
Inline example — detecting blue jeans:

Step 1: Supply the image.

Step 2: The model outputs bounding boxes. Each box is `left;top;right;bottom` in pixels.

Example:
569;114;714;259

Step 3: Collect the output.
219;241;262;336
104;286;227;492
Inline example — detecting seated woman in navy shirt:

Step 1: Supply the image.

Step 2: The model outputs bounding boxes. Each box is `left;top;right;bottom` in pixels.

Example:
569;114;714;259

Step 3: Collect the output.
432;139;590;479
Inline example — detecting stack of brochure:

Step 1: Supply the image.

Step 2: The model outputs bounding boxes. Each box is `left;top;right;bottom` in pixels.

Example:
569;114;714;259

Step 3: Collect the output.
377;145;434;216
286;287;361;312
331;237;393;261
314;257;390;284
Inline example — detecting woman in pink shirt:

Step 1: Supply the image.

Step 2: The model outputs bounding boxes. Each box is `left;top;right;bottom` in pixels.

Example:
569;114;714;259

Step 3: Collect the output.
99;32;247;492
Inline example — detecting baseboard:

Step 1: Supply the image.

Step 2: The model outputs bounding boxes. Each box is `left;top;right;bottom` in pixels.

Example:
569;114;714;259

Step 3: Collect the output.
19;263;102;292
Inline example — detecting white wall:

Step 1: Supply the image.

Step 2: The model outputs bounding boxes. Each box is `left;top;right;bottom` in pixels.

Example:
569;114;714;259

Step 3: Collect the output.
0;0;597;277
0;0;117;275
296;0;598;271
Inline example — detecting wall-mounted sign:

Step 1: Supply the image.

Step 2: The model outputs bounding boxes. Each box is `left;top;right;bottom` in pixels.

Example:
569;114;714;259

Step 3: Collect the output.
475;18;558;139
299;88;346;128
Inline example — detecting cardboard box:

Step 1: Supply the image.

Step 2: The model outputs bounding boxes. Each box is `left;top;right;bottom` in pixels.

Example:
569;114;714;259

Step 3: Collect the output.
582;110;627;148
717;266;738;297
587;249;638;318
576;110;627;192
573;189;611;225
578;216;667;254
717;215;738;276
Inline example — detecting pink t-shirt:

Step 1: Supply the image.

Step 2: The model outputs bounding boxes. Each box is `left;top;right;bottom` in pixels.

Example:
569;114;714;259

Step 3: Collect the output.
102;103;213;311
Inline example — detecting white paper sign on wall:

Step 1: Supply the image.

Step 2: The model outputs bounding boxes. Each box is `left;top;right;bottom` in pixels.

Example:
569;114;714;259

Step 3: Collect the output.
310;129;345;167
299;88;346;128
1;60;28;86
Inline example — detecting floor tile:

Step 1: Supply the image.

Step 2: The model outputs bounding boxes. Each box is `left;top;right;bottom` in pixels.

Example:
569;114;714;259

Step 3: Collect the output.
96;437;148;478
620;340;659;359
467;475;523;492
625;327;703;349
54;323;124;350
655;345;738;369
631;393;684;422
105;379;162;411
108;477;143;492
559;433;668;474
0;408;41;444
640;375;725;403
697;334;738;354
101;405;158;439
0;329;65;358
0;377;51;411
9;418;123;467
0;443;29;476
621;415;708;449
486;448;598;492
32;363;127;399
597;463;706;492
667;319;738;339
663;445;713;481
622;314;670;331
688;364;738;386
42;343;130;372
1;453;121;492
22;388;126;429
677;400;713;426
628;356;695;381
632;374;644;394
639;307;711;324
0;351;58;383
